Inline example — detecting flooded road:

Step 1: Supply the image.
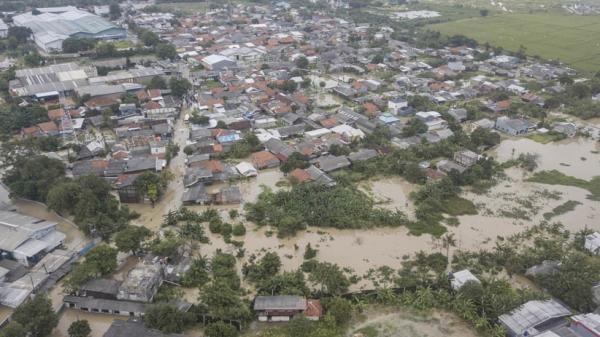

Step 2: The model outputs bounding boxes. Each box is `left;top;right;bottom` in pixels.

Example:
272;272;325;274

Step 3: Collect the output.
492;137;600;180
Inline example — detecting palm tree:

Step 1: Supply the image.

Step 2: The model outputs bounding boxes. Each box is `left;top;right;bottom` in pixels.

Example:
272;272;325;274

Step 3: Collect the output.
442;233;457;261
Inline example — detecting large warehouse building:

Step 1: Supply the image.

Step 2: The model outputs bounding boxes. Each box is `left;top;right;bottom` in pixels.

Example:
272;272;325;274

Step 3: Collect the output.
13;6;127;52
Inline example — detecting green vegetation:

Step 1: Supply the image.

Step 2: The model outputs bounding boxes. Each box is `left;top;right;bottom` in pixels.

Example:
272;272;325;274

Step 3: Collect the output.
134;170;174;206
527;170;600;200
10;294;58;337
66;244;118;290
114;225;152;254
145;304;195;333
527;132;567;144
3;155;65;201
429;13;600;72
543;200;582;220
47;175;138;239
439;196;477;216
244;183;409;237
68;320;91;337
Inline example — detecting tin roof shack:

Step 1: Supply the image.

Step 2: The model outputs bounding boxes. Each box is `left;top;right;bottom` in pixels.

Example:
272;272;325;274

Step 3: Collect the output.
254;295;308;322
117;263;163;302
499;299;571;337
0;210;66;267
585;232;600;255
450;269;480;290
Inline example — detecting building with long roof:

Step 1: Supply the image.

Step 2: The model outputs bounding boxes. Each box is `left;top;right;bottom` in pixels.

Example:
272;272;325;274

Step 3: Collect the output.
499;299;571;337
13;7;126;52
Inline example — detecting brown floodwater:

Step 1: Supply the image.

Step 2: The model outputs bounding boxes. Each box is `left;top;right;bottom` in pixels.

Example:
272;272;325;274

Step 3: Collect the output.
492;137;600;180
52;309;118;337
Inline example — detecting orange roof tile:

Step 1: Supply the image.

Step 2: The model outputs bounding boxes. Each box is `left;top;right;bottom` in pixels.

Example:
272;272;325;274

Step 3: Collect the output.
289;168;311;183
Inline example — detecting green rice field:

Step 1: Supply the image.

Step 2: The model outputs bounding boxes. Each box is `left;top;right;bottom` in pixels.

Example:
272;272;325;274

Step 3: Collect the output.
428;14;600;73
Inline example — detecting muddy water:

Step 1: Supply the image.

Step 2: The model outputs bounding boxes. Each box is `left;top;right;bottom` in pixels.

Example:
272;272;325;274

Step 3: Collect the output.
366;177;416;219
192;168;600;292
52;309;117;337
492;138;600;180
349;308;480;337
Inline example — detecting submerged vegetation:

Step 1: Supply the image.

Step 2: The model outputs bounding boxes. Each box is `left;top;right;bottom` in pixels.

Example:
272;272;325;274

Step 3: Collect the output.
527;170;600;200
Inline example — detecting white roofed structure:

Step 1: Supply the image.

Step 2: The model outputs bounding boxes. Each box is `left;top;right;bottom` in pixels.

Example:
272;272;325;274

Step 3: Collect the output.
450;269;480;290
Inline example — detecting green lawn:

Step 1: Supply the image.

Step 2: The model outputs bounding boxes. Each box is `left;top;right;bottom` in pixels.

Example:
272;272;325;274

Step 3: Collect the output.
428;14;600;72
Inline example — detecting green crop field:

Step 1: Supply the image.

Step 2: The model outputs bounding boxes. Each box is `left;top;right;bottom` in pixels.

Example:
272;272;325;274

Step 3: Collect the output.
428;14;600;73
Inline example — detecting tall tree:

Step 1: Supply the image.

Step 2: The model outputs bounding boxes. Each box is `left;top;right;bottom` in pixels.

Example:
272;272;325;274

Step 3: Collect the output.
3;155;65;202
68;320;91;337
114;225;151;254
12;294;59;337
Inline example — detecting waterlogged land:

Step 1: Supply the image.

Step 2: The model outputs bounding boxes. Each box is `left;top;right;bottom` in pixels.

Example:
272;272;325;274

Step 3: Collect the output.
12;136;599;336
349;308;480;337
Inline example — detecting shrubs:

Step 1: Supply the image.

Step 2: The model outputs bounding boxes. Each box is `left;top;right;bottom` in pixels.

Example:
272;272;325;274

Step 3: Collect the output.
232;223;246;236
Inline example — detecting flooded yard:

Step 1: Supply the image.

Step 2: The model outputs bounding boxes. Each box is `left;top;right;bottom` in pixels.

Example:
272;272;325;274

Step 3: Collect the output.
349;308;480;337
52;309;117;337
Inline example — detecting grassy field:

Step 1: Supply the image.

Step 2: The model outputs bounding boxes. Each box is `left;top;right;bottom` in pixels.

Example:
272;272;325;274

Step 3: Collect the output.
428;13;600;72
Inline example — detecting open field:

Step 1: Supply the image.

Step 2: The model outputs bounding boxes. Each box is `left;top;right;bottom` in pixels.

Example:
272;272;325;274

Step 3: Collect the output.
428;13;600;72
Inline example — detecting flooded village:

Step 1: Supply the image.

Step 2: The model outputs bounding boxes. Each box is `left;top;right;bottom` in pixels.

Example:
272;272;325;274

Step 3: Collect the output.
0;1;598;337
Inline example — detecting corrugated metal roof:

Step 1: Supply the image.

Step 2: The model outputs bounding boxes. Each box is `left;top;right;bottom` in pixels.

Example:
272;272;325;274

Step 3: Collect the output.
499;299;571;336
254;295;307;311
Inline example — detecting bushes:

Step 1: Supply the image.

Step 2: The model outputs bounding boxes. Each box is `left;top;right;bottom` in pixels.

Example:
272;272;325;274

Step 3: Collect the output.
232;223;246;236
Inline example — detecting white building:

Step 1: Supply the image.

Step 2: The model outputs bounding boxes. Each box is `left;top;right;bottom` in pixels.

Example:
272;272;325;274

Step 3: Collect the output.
388;97;408;115
235;162;258;177
330;124;365;142
200;54;237;71
0;20;8;38
13;8;126;52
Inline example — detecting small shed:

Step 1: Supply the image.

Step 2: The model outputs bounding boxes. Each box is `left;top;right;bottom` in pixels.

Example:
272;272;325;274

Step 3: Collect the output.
450;269;480;290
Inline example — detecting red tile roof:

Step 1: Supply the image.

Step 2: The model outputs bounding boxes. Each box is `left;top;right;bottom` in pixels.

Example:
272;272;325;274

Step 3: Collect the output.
289;168;311;183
